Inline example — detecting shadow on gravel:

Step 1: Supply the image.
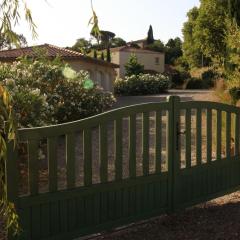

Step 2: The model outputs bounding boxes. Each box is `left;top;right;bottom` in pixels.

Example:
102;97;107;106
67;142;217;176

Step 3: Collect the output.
95;192;240;240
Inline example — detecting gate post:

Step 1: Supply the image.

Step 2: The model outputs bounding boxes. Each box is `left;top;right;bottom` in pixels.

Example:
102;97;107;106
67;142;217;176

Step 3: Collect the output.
167;96;180;213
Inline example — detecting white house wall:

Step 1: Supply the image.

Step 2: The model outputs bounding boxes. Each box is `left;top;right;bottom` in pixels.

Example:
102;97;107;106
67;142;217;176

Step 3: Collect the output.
112;50;165;78
68;60;116;92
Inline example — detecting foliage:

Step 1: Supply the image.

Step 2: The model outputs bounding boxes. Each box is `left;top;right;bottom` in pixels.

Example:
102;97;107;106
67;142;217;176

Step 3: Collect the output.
182;0;232;68
0;34;27;50
229;87;240;105
71;38;92;55
101;52;105;60
182;7;203;68
224;19;240;104
186;78;204;89
165;37;183;64
111;37;126;48
124;54;144;76
128;42;141;49
201;69;218;88
228;0;240;26
0;0;37;45
145;40;165;53
0;85;20;236
114;74;170;96
93;49;97;58
0;58;115;127
168;68;191;87
99;30;115;48
147;25;154;44
194;0;227;65
107;48;111;62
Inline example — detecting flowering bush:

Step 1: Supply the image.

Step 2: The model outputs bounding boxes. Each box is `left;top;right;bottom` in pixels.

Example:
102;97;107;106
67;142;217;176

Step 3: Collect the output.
0;58;115;127
114;73;170;96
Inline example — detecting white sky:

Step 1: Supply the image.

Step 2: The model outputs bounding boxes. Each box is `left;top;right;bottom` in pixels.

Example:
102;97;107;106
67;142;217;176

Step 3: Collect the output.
15;0;200;47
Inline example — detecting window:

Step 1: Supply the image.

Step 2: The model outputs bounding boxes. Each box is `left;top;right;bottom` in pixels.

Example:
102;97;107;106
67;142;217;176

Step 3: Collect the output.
155;57;160;65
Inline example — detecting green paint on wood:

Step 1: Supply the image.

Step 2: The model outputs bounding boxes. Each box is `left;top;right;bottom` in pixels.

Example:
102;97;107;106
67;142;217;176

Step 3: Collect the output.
7;97;240;240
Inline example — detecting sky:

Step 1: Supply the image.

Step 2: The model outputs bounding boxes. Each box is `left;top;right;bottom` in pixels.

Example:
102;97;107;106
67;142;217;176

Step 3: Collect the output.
16;0;200;47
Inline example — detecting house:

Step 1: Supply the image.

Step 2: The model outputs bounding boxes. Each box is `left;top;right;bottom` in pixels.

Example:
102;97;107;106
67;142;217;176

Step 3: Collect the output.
0;44;119;92
111;46;165;78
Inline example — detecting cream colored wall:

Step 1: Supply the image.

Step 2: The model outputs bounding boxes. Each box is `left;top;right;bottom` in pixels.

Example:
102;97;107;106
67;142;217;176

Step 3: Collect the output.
111;50;165;78
68;59;116;92
111;52;120;77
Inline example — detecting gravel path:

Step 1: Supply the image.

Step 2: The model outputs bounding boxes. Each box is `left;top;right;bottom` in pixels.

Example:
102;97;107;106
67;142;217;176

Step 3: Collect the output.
92;191;240;240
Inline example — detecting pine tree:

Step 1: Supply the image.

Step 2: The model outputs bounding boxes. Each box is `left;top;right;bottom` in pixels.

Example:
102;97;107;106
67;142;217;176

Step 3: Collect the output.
147;25;154;44
124;54;144;76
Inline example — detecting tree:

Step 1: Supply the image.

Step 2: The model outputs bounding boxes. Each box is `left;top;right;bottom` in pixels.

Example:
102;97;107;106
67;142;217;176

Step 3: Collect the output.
124;54;144;76
0;0;37;45
0;34;27;50
107;47;111;62
147;25;154;44
145;39;165;52
194;0;228;65
182;7;204;67
71;38;92;55
111;37;127;48
101;52;105;60
165;37;183;64
228;0;240;26
93;49;97;58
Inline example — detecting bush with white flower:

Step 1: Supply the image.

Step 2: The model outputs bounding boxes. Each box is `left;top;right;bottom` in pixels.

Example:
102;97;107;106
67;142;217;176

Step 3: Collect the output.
0;57;115;127
114;73;171;96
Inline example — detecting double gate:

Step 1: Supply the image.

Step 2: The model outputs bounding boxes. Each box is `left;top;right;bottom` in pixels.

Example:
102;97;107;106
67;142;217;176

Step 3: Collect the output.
6;96;240;239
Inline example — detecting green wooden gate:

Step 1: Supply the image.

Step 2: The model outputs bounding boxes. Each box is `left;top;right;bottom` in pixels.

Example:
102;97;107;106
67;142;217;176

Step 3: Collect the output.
5;96;240;240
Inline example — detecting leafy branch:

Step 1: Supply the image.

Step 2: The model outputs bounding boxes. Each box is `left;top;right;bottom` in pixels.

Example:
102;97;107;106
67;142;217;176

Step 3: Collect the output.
0;85;19;236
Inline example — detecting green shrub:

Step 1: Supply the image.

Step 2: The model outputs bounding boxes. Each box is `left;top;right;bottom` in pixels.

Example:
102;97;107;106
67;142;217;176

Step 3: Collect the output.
1;58;115;127
185;78;204;89
114;74;170;96
170;69;190;87
229;87;240;105
124;54;144;76
201;69;217;88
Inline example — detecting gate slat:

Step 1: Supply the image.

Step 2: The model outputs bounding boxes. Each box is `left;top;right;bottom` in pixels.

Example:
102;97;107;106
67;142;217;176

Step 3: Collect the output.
28;139;39;195
142;112;149;176
129;114;136;178
115;119;123;180
226;112;231;158
196;108;202;165
83;129;92;186
48;137;58;192
185;109;191;168
217;110;222;160
235;113;240;156
155;111;162;173
66;133;75;189
207;109;212;163
100;124;108;183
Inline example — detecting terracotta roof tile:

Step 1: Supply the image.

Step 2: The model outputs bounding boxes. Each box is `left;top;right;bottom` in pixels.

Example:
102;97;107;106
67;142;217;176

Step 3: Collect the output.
110;46;164;55
0;44;119;68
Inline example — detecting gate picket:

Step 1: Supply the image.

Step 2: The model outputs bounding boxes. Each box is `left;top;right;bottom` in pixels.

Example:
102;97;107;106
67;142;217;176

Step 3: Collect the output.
142;112;150;176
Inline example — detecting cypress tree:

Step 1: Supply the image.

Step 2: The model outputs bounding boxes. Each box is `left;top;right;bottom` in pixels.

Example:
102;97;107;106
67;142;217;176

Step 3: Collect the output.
101;52;105;61
107;47;111;62
147;25;154;44
93;49;97;58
